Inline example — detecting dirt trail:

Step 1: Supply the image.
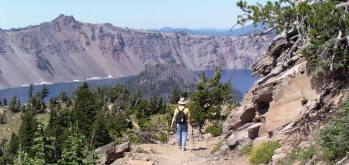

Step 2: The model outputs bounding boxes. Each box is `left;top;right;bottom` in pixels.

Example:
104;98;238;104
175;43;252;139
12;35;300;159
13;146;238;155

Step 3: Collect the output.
112;127;249;165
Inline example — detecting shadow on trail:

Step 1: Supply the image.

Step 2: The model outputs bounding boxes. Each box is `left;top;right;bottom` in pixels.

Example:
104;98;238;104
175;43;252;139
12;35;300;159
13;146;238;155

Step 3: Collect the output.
191;147;207;151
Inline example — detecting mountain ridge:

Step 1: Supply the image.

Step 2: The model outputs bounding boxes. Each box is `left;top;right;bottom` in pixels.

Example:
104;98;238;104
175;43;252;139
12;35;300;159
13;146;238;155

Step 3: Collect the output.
154;23;268;36
0;14;272;89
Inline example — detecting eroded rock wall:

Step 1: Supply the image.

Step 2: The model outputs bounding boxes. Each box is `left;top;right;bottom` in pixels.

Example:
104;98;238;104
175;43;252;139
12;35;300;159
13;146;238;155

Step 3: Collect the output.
223;33;347;152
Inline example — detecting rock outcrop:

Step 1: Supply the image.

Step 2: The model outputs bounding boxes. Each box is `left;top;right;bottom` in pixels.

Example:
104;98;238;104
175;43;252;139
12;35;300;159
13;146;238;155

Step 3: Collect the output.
0;14;272;89
95;141;130;165
222;31;348;162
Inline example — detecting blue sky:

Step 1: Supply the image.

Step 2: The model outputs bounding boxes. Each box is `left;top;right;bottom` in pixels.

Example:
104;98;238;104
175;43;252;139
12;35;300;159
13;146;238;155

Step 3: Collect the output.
0;0;269;30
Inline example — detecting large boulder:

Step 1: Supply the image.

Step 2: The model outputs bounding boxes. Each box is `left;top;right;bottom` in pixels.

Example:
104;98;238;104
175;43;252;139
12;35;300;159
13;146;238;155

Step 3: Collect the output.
226;129;249;148
247;123;262;139
95;141;131;165
223;103;256;136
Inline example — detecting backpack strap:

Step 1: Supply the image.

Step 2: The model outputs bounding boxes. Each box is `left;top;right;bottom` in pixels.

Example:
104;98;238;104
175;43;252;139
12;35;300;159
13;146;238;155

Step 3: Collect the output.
177;106;185;112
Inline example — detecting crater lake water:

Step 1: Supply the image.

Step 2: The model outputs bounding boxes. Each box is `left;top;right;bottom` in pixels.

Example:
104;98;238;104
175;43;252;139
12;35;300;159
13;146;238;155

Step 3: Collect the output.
0;69;258;104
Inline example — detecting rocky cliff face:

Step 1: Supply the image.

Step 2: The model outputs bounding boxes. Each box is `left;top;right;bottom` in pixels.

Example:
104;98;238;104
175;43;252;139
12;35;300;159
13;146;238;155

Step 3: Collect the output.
0;14;272;89
222;32;348;163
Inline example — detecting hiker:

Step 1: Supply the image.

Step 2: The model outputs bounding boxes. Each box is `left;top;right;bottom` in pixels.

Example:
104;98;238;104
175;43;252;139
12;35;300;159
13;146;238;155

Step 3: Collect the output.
170;98;192;151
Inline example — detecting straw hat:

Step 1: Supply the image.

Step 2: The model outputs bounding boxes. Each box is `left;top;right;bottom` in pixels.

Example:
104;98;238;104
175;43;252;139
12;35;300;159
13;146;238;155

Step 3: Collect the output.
178;98;187;105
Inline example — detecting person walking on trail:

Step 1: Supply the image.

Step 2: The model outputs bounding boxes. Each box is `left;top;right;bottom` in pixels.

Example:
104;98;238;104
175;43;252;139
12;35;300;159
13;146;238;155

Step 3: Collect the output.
171;98;192;151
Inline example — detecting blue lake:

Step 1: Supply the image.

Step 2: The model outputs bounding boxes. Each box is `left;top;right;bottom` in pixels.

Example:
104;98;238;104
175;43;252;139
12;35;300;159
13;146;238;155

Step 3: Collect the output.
201;69;258;95
0;69;258;104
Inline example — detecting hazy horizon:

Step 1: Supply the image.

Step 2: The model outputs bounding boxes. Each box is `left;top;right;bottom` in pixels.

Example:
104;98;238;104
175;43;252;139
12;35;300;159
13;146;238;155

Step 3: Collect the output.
1;0;271;30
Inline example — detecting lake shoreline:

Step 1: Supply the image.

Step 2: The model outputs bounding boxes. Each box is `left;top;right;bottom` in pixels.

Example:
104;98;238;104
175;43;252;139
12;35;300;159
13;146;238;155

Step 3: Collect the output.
0;69;258;104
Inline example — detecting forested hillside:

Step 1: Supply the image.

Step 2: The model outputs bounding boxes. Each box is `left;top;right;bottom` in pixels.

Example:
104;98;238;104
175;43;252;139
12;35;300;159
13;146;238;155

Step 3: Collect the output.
0;67;240;164
124;64;199;100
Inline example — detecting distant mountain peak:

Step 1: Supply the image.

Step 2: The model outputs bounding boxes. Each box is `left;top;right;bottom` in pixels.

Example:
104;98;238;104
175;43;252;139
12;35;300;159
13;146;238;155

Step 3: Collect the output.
52;14;77;24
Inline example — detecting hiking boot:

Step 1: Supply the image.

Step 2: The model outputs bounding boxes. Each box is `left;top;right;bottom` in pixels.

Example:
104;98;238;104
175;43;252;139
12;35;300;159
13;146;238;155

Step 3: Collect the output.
182;148;186;151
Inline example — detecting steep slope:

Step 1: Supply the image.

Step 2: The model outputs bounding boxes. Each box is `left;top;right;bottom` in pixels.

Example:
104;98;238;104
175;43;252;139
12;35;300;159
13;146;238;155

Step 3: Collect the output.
0;14;272;89
221;19;349;165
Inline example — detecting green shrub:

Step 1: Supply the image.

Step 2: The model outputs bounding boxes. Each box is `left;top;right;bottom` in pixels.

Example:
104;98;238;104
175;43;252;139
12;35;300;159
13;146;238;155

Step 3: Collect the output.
275;147;299;165
159;132;168;143
299;145;315;161
317;99;349;160
248;141;280;165
204;122;223;137
275;145;316;165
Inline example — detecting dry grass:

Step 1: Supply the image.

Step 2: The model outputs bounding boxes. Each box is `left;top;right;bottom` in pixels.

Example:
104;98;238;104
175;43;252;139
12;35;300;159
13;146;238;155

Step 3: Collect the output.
0;111;22;141
0;108;50;141
210;139;224;155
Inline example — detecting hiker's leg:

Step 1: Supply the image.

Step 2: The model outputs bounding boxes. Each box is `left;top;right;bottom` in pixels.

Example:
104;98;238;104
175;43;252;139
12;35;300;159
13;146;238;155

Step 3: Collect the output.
181;124;188;150
177;124;182;148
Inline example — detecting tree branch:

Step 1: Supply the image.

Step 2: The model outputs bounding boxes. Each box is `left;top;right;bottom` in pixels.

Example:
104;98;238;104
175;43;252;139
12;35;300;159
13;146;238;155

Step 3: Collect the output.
330;30;344;71
227;23;240;37
232;26;276;50
281;34;302;67
283;0;295;7
336;2;349;8
336;155;348;165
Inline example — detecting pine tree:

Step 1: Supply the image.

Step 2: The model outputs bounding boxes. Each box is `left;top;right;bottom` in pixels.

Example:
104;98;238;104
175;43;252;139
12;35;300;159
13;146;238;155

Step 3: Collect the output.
72;82;99;139
14;146;32;165
58;127;86;165
47;107;71;162
169;86;180;104
58;91;69;103
8;132;19;155
37;84;49;112
9;96;20;113
90;106;112;148
18;110;37;155
188;67;234;131
28;84;34;102
83;150;97;165
2;97;7;107
30;122;55;164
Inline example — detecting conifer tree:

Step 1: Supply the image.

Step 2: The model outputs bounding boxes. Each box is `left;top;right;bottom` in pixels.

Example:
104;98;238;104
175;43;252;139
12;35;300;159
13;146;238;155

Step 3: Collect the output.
9;96;20;113
58;127;86;165
169;86;180;104
18;110;37;155
8;133;19;155
90;106;112;148
14;146;32;165
2;97;7;107
72;82;99;139
28;84;34;102
30;122;55;164
38;84;49;112
188;67;233;131
47;107;71;162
